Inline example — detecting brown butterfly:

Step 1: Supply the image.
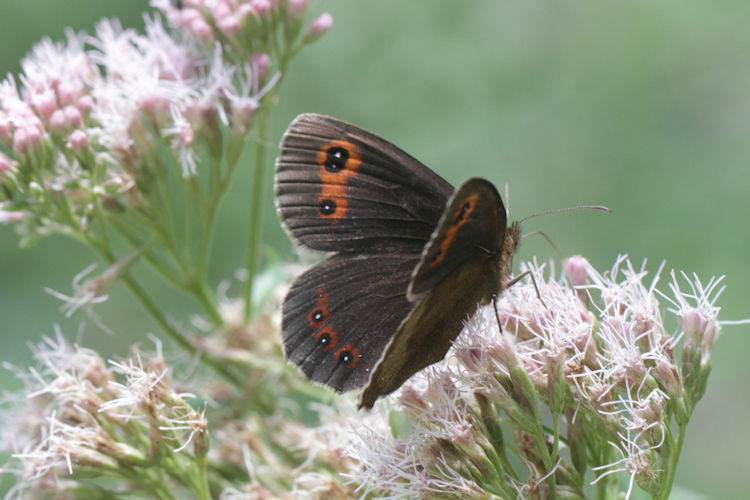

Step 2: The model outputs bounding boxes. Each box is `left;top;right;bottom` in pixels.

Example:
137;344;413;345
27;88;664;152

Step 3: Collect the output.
275;113;519;409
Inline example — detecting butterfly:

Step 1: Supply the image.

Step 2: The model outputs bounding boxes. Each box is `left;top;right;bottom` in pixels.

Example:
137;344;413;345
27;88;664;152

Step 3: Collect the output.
274;113;519;409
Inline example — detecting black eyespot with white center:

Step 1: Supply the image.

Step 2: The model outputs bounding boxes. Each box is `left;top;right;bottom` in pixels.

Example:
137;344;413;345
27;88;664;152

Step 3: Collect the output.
318;332;332;346
318;198;336;216
325;146;349;172
339;350;354;365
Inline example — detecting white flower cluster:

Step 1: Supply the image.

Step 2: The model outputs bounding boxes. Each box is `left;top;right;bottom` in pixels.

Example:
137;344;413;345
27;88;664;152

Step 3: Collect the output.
2;331;207;499
341;255;729;499
0;1;330;241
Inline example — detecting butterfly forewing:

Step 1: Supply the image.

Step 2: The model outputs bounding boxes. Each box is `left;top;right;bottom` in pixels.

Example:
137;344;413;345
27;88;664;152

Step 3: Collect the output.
282;250;422;392
275;114;453;252
358;178;509;408
408;178;507;301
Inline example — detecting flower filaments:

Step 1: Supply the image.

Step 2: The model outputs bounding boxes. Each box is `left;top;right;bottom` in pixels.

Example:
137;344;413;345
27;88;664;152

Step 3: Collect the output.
3;332;209;499
340;255;734;499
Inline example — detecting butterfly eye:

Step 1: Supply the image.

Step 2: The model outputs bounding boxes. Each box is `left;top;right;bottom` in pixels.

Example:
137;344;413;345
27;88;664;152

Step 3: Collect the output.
325;146;349;172
336;345;359;369
318;198;337;216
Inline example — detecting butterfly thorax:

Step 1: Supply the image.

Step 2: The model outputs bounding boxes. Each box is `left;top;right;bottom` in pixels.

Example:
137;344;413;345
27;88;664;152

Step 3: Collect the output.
502;222;520;269
496;221;521;291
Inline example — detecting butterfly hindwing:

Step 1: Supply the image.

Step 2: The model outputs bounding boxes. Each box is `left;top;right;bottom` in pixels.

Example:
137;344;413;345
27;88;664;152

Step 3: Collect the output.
408;177;507;301
359;247;501;408
282;249;423;392
275;113;454;252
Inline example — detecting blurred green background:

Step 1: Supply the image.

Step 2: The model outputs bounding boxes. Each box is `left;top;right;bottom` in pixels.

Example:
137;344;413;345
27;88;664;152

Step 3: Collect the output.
1;1;748;497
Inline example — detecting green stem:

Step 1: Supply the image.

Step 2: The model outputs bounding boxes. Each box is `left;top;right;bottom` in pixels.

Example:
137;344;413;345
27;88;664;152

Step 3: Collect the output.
657;423;687;500
87;236;241;386
595;446;618;500
142;476;177;500
120;273;240;385
196;156;221;280
110;220;223;324
110;220;185;289
194;456;212;500
242;105;271;321
191;276;223;325
547;412;561;496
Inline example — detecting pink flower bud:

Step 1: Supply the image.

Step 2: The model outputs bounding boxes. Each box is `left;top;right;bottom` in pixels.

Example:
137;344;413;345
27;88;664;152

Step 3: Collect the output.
12;128;29;152
486;333;518;369
457;346;484;373
587;383;613;412
49;109;67;131
178;123;193;147
64;105;83;128
565;255;590;287
251;0;273;17
0;152;16;175
27;126;43;148
700;319;720;354
57;80;82;107
190;17;214;40
218;15;241;35
138;94;170;122
251;53;271;79
176;7;203;29
212;1;231;19
231;98;258;130
399;384;428;411
69;129;90;151
655;360;681;397
287;0;307;17
30;89;58;120
681;308;707;341
237;4;254;21
304;12;333;42
0;116;12;146
77;95;94;115
639;390;665;425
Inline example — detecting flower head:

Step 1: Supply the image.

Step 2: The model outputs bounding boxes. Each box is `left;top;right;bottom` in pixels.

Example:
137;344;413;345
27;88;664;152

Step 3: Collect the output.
338;255;735;499
2;331;208;497
0;3;331;244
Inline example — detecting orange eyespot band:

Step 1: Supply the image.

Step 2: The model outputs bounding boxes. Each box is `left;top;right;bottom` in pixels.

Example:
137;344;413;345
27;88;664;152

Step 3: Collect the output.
429;194;479;268
336;344;360;369
316;140;362;221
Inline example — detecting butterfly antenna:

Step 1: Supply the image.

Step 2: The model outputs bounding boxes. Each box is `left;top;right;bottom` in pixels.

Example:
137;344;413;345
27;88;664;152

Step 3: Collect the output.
518;204;610;224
